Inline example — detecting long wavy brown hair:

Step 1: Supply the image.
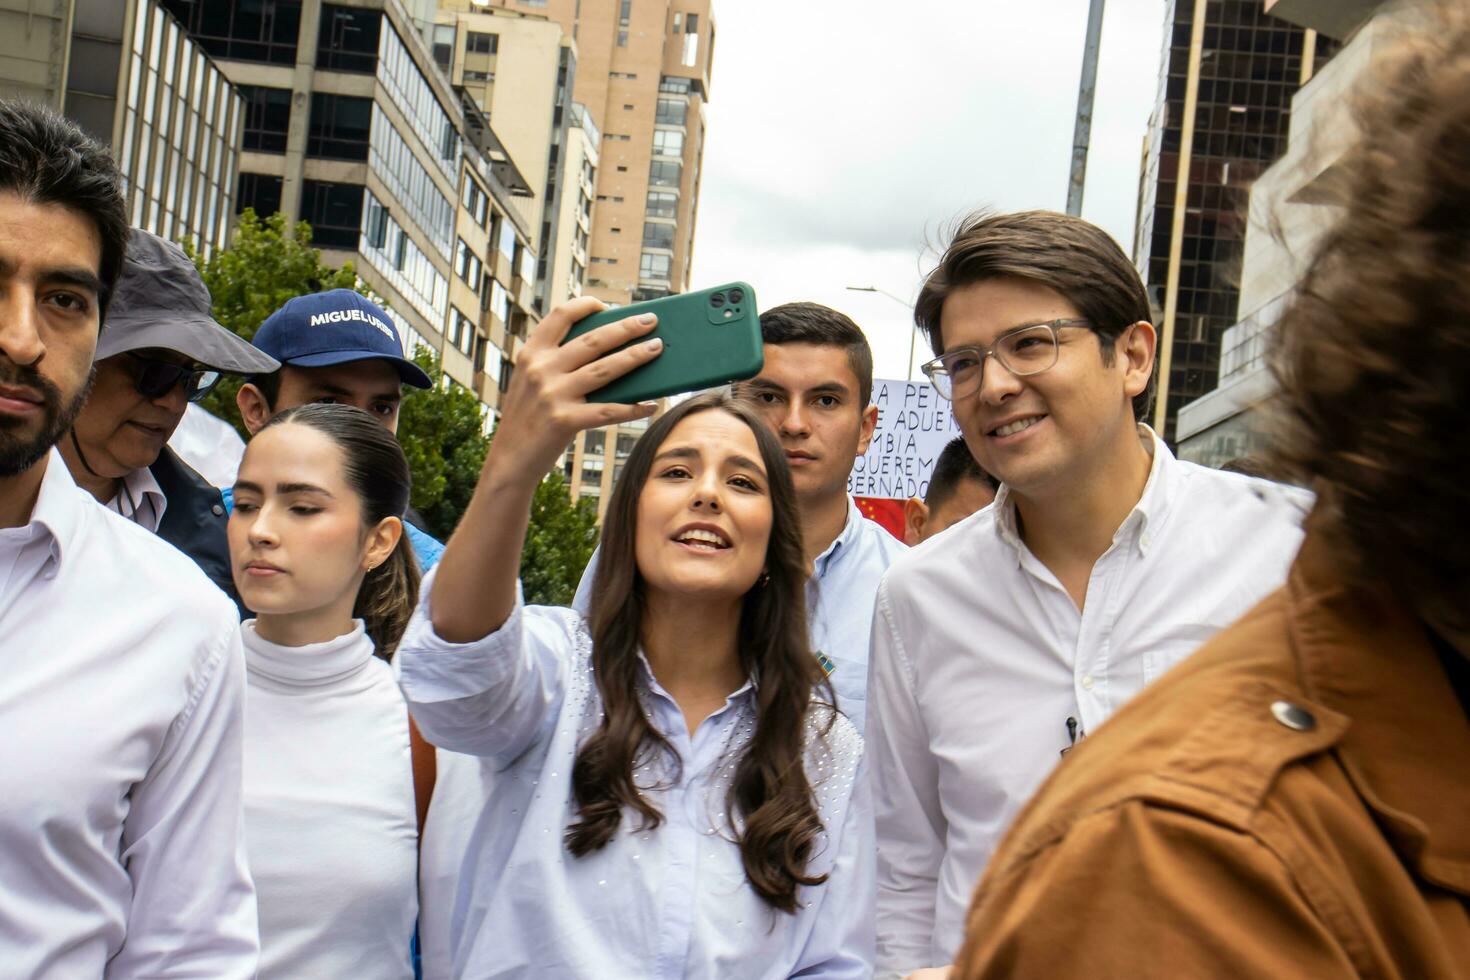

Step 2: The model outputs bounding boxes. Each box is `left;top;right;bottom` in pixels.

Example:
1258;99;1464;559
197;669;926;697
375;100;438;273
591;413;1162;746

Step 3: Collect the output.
567;390;834;913
1268;1;1470;630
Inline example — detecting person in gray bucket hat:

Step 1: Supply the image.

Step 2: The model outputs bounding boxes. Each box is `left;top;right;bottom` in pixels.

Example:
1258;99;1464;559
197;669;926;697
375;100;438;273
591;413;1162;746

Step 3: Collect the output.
58;228;278;610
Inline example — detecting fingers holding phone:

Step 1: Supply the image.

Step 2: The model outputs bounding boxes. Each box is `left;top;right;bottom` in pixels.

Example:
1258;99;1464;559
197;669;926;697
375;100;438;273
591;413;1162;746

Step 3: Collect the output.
488;301;664;483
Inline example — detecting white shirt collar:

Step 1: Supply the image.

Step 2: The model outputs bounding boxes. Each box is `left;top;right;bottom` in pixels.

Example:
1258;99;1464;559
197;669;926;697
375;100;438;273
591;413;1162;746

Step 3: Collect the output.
108;466;168;533
994;424;1173;558
7;450;86;574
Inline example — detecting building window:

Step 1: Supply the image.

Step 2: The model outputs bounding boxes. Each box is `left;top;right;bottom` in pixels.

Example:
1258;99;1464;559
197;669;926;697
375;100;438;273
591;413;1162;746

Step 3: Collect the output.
499;355;514;393
240;86;291;153
466;31;498;54
159;0;301;66
648;159;681;189
307;93;371;160
430;23;454;71
462;176;489;227
455;238;483;291
301;180;364;248
490;280;510;324
642;223;675;250
236;172;283;217
317;4;381;74
639;250;671;281
449;308;475;355
645;190;677;219
496;220;517;262
584;430;605;454
659;75;692;95
652;129;684;157
615;433;637;458
654;98;687;126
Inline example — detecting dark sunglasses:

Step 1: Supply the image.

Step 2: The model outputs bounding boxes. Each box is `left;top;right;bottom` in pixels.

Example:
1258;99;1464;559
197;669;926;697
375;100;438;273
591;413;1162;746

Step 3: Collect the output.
125;352;222;403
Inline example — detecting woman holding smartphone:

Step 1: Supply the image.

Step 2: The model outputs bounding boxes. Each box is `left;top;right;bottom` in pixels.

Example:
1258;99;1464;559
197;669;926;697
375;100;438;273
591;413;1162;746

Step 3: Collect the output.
398;299;874;977
228;403;422;979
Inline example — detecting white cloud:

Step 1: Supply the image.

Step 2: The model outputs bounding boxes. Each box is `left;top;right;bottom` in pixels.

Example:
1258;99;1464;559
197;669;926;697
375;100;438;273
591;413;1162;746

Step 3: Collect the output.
689;0;1168;382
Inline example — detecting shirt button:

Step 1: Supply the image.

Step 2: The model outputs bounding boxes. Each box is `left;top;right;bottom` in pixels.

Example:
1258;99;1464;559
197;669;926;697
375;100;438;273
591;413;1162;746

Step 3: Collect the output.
1270;700;1316;731
211;504;225;516
1081;675;1095;690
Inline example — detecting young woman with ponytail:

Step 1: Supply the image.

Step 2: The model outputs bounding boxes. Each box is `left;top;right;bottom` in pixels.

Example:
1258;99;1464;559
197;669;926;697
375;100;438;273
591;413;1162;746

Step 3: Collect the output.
397;299;873;977
227;402;423;979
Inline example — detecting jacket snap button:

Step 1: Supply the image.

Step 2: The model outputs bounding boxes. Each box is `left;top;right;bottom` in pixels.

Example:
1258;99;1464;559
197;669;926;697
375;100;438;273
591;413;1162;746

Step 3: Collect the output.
1270;700;1316;732
211;504;225;516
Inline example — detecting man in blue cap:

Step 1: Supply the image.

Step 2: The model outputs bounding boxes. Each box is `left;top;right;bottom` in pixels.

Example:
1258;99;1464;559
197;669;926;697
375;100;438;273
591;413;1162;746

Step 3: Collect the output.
230;288;444;569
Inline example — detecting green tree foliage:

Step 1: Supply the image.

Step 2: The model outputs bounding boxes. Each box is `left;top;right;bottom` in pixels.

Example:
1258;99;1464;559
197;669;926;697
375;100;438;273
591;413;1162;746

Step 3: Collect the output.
520;471;602;606
185;209;600;590
397;347;490;541
185;209;361;436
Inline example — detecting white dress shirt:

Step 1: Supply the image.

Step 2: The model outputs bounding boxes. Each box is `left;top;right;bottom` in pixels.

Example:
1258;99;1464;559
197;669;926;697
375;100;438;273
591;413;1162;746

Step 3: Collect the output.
106;463;167;531
242;620;418;979
571;498;906;735
0;450;257;978
868;430;1312;975
399;576;875;979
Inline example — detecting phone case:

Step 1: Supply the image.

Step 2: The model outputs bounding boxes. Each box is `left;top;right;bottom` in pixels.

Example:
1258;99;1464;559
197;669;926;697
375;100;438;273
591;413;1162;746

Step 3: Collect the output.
561;283;762;403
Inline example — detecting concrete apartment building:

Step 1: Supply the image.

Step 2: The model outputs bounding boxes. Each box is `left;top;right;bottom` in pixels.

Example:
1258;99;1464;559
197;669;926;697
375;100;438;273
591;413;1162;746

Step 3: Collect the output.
1133;0;1333;443
464;0;713;517
157;0;539;423
0;0;244;256
426;1;599;312
1176;0;1393;466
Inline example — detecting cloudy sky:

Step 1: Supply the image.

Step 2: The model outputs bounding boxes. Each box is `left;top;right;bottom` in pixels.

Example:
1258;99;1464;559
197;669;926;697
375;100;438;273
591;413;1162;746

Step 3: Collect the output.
688;0;1168;382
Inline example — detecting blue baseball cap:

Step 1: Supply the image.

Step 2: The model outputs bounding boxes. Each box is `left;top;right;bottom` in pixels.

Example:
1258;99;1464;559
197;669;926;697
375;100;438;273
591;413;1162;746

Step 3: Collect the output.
251;288;432;389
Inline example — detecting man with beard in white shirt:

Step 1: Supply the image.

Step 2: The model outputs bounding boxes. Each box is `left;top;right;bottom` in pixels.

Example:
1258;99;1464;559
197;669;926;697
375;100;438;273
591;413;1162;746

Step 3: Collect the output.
0;100;257;977
869;210;1311;979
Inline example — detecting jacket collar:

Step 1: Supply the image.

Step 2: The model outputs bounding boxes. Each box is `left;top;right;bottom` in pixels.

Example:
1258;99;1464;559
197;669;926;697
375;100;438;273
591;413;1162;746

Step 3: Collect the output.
1288;524;1470;895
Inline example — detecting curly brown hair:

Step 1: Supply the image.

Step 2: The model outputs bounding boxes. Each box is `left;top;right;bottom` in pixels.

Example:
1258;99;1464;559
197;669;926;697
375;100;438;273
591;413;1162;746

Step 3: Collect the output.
1268;2;1470;628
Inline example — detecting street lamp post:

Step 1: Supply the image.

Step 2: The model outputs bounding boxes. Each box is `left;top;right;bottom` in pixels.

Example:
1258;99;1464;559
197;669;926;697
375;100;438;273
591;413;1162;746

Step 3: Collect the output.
845;285;920;379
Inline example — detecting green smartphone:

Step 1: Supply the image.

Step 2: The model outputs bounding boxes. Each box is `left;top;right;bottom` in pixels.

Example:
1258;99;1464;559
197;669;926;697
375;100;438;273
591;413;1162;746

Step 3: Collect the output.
562;283;762;403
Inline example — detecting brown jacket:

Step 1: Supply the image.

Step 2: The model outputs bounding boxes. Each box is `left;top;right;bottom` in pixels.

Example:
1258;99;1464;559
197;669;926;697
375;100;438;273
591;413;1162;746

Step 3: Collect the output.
952;532;1470;979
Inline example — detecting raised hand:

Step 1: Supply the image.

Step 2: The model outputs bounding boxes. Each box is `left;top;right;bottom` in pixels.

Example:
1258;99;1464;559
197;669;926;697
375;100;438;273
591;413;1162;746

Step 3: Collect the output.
429;297;664;642
486;296;663;485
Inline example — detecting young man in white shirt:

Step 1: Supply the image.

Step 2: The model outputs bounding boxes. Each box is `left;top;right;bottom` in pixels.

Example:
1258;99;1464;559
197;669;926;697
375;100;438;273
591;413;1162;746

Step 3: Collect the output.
869;210;1310;978
0;101;258;976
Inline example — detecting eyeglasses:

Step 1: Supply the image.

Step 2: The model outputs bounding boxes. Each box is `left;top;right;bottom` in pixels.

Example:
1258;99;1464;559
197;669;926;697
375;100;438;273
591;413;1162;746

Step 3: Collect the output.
919;318;1092;402
125;352;222;403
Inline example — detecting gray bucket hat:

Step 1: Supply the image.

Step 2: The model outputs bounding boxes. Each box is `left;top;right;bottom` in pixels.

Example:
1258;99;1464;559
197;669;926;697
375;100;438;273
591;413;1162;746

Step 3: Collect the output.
95;229;281;374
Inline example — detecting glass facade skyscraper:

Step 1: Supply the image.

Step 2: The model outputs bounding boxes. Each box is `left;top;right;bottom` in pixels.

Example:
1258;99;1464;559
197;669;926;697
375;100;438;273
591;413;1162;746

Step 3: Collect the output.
1136;0;1334;442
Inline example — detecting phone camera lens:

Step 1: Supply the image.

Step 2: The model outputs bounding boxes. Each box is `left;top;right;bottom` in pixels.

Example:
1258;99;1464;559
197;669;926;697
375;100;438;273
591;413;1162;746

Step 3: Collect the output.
728;288;745;304
710;293;726;308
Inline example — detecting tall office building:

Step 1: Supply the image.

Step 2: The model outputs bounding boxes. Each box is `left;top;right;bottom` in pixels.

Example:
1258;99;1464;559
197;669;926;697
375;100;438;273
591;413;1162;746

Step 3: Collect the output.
0;0;245;256
426;3;599;312
1175;0;1392;465
158;0;539;421
485;0;715;307
463;1;713;519
1135;0;1332;442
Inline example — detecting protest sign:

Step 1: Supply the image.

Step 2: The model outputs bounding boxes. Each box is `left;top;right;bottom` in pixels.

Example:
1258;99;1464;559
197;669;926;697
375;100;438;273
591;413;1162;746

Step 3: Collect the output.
849;378;963;538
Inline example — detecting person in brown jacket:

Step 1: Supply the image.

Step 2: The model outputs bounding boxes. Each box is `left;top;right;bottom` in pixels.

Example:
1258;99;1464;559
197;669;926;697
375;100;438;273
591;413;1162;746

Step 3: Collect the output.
949;6;1470;978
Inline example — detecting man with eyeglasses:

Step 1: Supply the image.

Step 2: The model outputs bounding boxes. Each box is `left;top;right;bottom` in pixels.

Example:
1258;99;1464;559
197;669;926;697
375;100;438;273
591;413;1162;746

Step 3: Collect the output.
868;210;1312;978
58;229;278;610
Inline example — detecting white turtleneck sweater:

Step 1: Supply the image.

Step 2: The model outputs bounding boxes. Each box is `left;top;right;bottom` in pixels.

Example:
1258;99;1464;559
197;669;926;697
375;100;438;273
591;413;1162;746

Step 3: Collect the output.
241;620;418;980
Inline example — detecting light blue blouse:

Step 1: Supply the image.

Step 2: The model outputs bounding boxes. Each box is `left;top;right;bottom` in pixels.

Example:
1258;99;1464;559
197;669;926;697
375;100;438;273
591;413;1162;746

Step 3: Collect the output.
398;574;875;979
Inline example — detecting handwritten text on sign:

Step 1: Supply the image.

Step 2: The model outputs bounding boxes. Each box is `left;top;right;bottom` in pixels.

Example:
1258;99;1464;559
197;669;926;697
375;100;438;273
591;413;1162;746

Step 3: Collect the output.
847;378;963;500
